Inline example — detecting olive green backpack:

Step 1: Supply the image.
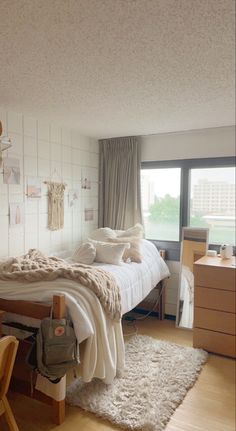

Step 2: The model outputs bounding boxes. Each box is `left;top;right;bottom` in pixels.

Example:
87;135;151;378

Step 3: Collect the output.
27;316;78;383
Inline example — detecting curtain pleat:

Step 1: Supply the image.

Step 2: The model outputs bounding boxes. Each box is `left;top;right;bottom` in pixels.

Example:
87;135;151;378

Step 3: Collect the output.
98;137;142;229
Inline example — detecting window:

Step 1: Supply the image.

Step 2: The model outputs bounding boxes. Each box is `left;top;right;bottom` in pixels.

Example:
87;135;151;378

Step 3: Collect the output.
141;158;235;253
190;167;235;244
141;168;181;241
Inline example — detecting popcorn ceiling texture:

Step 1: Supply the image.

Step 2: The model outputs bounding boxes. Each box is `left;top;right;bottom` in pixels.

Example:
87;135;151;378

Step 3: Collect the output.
0;108;98;258
0;0;235;138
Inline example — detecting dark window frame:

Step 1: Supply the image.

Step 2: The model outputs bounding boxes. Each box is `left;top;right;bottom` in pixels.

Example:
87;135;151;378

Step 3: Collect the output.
141;156;236;260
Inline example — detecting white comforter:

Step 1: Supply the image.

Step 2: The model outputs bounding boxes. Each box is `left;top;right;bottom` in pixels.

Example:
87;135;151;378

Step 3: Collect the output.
97;239;170;314
0;240;169;386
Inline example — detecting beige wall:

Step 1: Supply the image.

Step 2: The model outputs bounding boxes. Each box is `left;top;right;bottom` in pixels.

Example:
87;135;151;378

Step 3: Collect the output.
141;126;235;161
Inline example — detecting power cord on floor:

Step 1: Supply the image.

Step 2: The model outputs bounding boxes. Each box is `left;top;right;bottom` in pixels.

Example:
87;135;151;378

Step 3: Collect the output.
135;281;165;321
123;319;138;337
122;281;165;337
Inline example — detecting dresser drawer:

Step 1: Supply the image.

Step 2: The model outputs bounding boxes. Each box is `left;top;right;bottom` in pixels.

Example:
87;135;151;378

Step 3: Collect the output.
193;328;236;358
194;308;236;335
194;265;235;291
195;287;236;313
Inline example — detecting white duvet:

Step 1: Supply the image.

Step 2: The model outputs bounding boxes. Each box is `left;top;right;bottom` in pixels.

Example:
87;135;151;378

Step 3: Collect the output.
0;240;169;386
97;239;170;314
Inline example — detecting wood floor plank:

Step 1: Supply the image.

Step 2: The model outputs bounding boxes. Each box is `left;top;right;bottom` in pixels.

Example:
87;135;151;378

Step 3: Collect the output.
2;318;235;431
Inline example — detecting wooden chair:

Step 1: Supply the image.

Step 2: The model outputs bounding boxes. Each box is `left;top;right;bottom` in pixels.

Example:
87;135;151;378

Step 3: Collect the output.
0;336;19;431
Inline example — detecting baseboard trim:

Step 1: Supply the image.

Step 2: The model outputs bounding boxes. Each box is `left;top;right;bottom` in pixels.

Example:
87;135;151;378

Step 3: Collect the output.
164;314;176;321
133;307;159;318
123;308;176;321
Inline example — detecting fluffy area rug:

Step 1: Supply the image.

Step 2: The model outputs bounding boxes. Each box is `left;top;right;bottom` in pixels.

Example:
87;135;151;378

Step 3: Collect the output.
66;335;208;431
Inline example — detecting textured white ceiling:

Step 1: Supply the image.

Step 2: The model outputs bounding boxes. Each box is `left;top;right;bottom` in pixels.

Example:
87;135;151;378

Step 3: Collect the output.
0;0;235;138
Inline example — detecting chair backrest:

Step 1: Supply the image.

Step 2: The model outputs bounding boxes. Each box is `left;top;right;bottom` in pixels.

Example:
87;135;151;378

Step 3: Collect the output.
0;336;19;399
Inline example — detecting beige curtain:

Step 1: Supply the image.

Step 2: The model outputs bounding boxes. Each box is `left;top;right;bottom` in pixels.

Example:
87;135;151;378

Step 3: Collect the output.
98;136;142;229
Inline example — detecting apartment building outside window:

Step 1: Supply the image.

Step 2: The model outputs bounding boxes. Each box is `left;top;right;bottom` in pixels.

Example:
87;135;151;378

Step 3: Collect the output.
141;157;235;254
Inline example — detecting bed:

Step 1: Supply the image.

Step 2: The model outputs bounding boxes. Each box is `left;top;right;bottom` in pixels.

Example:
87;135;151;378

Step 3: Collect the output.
0;239;169;423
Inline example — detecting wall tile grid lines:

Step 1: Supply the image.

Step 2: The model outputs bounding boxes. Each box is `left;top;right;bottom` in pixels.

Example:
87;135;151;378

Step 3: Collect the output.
0;108;99;258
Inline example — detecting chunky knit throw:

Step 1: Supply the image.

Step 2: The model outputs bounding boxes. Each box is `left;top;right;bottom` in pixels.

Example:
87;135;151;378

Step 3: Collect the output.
0;249;121;321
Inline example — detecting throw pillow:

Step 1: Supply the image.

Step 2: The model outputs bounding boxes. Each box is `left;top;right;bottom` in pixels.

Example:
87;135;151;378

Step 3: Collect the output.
72;242;96;265
88;239;130;265
108;237;142;263
89;227;117;242
116;223;144;239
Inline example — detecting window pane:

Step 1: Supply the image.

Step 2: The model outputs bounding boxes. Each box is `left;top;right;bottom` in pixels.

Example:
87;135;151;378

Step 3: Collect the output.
190;167;235;245
141;168;181;241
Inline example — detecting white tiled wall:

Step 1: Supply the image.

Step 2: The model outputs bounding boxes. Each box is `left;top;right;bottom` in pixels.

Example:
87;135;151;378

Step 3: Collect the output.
0;108;99;258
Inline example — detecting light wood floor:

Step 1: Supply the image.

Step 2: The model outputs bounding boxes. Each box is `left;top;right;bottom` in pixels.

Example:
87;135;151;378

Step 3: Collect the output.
1;318;235;431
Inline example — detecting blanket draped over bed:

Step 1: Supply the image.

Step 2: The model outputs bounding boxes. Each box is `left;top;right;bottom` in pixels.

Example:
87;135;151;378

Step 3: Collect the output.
0;249;121;321
0;239;169;397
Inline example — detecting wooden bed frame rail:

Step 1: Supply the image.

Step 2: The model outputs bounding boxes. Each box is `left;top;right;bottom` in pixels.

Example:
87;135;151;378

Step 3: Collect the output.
0;295;66;425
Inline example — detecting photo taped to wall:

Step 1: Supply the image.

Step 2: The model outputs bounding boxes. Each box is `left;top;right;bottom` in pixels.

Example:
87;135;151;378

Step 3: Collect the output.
3;158;20;184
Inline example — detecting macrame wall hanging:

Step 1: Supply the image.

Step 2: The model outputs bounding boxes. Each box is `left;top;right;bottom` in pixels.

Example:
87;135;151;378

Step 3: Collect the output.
45;181;66;230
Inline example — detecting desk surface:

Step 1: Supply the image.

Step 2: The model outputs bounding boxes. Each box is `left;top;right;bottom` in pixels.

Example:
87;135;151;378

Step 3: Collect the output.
195;255;236;269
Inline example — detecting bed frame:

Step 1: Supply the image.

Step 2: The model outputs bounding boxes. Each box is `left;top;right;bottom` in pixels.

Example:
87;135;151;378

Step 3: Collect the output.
0;295;66;425
0;267;167;425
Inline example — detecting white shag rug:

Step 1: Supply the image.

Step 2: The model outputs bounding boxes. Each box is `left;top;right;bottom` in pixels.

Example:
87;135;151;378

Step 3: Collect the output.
66;335;208;431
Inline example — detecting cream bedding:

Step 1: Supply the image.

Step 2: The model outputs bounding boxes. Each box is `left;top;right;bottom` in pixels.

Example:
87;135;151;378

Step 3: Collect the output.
0;248;121;321
0;239;169;398
96;239;170;314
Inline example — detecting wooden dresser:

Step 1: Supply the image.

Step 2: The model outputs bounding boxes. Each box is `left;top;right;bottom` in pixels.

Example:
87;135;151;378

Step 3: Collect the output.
193;255;236;358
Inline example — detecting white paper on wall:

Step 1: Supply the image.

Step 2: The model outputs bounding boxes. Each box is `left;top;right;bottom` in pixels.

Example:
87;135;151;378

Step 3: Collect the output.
10;203;24;226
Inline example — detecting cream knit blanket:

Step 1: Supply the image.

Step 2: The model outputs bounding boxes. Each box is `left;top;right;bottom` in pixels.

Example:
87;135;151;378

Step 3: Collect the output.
0;249;121;321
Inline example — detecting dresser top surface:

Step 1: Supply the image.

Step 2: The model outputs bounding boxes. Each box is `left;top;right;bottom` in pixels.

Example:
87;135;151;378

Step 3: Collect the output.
194;255;236;269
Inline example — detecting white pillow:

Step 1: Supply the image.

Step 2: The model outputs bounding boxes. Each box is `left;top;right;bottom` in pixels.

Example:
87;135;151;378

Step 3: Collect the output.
116;223;144;239
89;239;130;265
89;227;117;242
72;242;96;265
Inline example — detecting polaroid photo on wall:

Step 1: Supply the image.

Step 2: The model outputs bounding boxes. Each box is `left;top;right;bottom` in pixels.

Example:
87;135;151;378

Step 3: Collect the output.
68;189;79;207
84;208;94;221
81;168;91;190
26;177;41;198
81;177;91;190
3;158;20;184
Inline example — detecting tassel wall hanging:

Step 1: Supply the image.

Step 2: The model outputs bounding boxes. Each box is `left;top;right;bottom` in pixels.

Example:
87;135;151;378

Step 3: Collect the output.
45;181;66;230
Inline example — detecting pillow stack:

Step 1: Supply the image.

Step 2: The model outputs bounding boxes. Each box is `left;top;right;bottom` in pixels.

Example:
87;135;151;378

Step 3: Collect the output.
108;236;142;263
72;224;144;266
89;224;143;264
115;223;144;239
88;227;117;241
